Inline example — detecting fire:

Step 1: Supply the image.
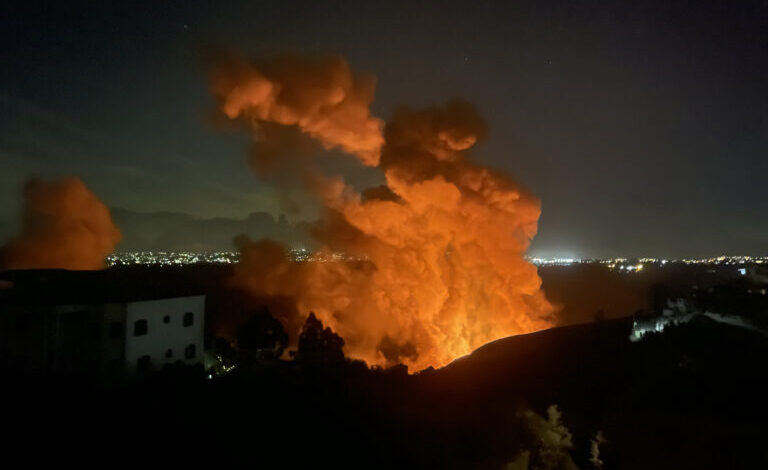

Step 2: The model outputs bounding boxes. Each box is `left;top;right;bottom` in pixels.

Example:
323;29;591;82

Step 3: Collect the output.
214;54;555;370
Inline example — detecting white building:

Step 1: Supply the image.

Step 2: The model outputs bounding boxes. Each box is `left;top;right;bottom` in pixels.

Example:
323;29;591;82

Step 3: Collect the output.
0;270;206;376
124;295;205;373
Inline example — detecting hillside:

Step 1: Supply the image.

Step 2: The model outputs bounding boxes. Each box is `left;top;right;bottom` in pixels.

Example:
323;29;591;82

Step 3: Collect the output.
5;305;768;469
425;316;768;468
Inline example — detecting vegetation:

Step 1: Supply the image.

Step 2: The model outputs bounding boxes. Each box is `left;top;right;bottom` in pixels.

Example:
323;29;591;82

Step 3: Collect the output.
5;274;768;469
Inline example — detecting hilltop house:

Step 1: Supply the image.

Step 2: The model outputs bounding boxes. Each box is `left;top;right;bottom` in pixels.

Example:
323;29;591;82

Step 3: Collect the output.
0;269;205;376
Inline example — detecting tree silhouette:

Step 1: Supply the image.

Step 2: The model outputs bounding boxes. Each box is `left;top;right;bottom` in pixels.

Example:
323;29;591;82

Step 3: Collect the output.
236;307;288;361
296;312;345;364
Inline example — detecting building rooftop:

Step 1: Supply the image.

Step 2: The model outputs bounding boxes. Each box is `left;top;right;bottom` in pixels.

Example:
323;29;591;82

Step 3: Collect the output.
0;268;209;305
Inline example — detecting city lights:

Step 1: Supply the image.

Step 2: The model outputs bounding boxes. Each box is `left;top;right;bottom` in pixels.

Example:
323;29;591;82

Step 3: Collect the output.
107;252;768;269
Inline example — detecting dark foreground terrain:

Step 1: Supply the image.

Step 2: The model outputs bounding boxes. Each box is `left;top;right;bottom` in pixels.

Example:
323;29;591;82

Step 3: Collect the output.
5;314;768;470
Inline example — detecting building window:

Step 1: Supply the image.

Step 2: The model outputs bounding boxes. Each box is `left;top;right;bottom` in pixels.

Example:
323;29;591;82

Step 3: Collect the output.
185;344;196;359
163;315;170;324
137;355;151;373
165;349;173;358
109;322;123;339
183;312;194;327
133;319;148;336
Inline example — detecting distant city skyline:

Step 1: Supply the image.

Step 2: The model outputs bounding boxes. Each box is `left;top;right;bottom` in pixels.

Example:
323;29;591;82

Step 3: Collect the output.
106;250;768;268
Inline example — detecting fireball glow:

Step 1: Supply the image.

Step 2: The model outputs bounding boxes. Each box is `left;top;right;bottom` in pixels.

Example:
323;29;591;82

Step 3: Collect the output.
214;53;556;370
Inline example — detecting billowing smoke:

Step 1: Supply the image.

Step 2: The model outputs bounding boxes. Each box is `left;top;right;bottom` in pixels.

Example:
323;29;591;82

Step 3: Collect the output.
210;53;384;167
0;177;121;270
215;54;555;370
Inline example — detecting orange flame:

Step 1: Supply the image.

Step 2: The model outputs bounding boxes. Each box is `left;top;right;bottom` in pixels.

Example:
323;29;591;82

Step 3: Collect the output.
216;54;555;370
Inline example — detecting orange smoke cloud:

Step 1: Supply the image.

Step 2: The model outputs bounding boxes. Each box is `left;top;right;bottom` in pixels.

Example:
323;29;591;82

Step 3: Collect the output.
219;54;555;370
210;53;384;167
0;177;121;271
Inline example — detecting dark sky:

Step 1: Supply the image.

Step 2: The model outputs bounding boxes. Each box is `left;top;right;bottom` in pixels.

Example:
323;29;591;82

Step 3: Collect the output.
2;0;767;258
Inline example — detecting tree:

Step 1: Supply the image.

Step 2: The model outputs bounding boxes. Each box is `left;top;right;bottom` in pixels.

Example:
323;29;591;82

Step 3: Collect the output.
236;307;289;361
296;312;345;364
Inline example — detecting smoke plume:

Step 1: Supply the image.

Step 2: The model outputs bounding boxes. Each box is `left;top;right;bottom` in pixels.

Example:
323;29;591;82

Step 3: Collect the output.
215;53;555;370
0;177;121;270
210;53;384;167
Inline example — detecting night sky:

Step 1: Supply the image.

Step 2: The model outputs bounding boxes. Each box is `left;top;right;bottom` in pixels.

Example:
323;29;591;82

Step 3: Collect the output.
2;0;767;258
